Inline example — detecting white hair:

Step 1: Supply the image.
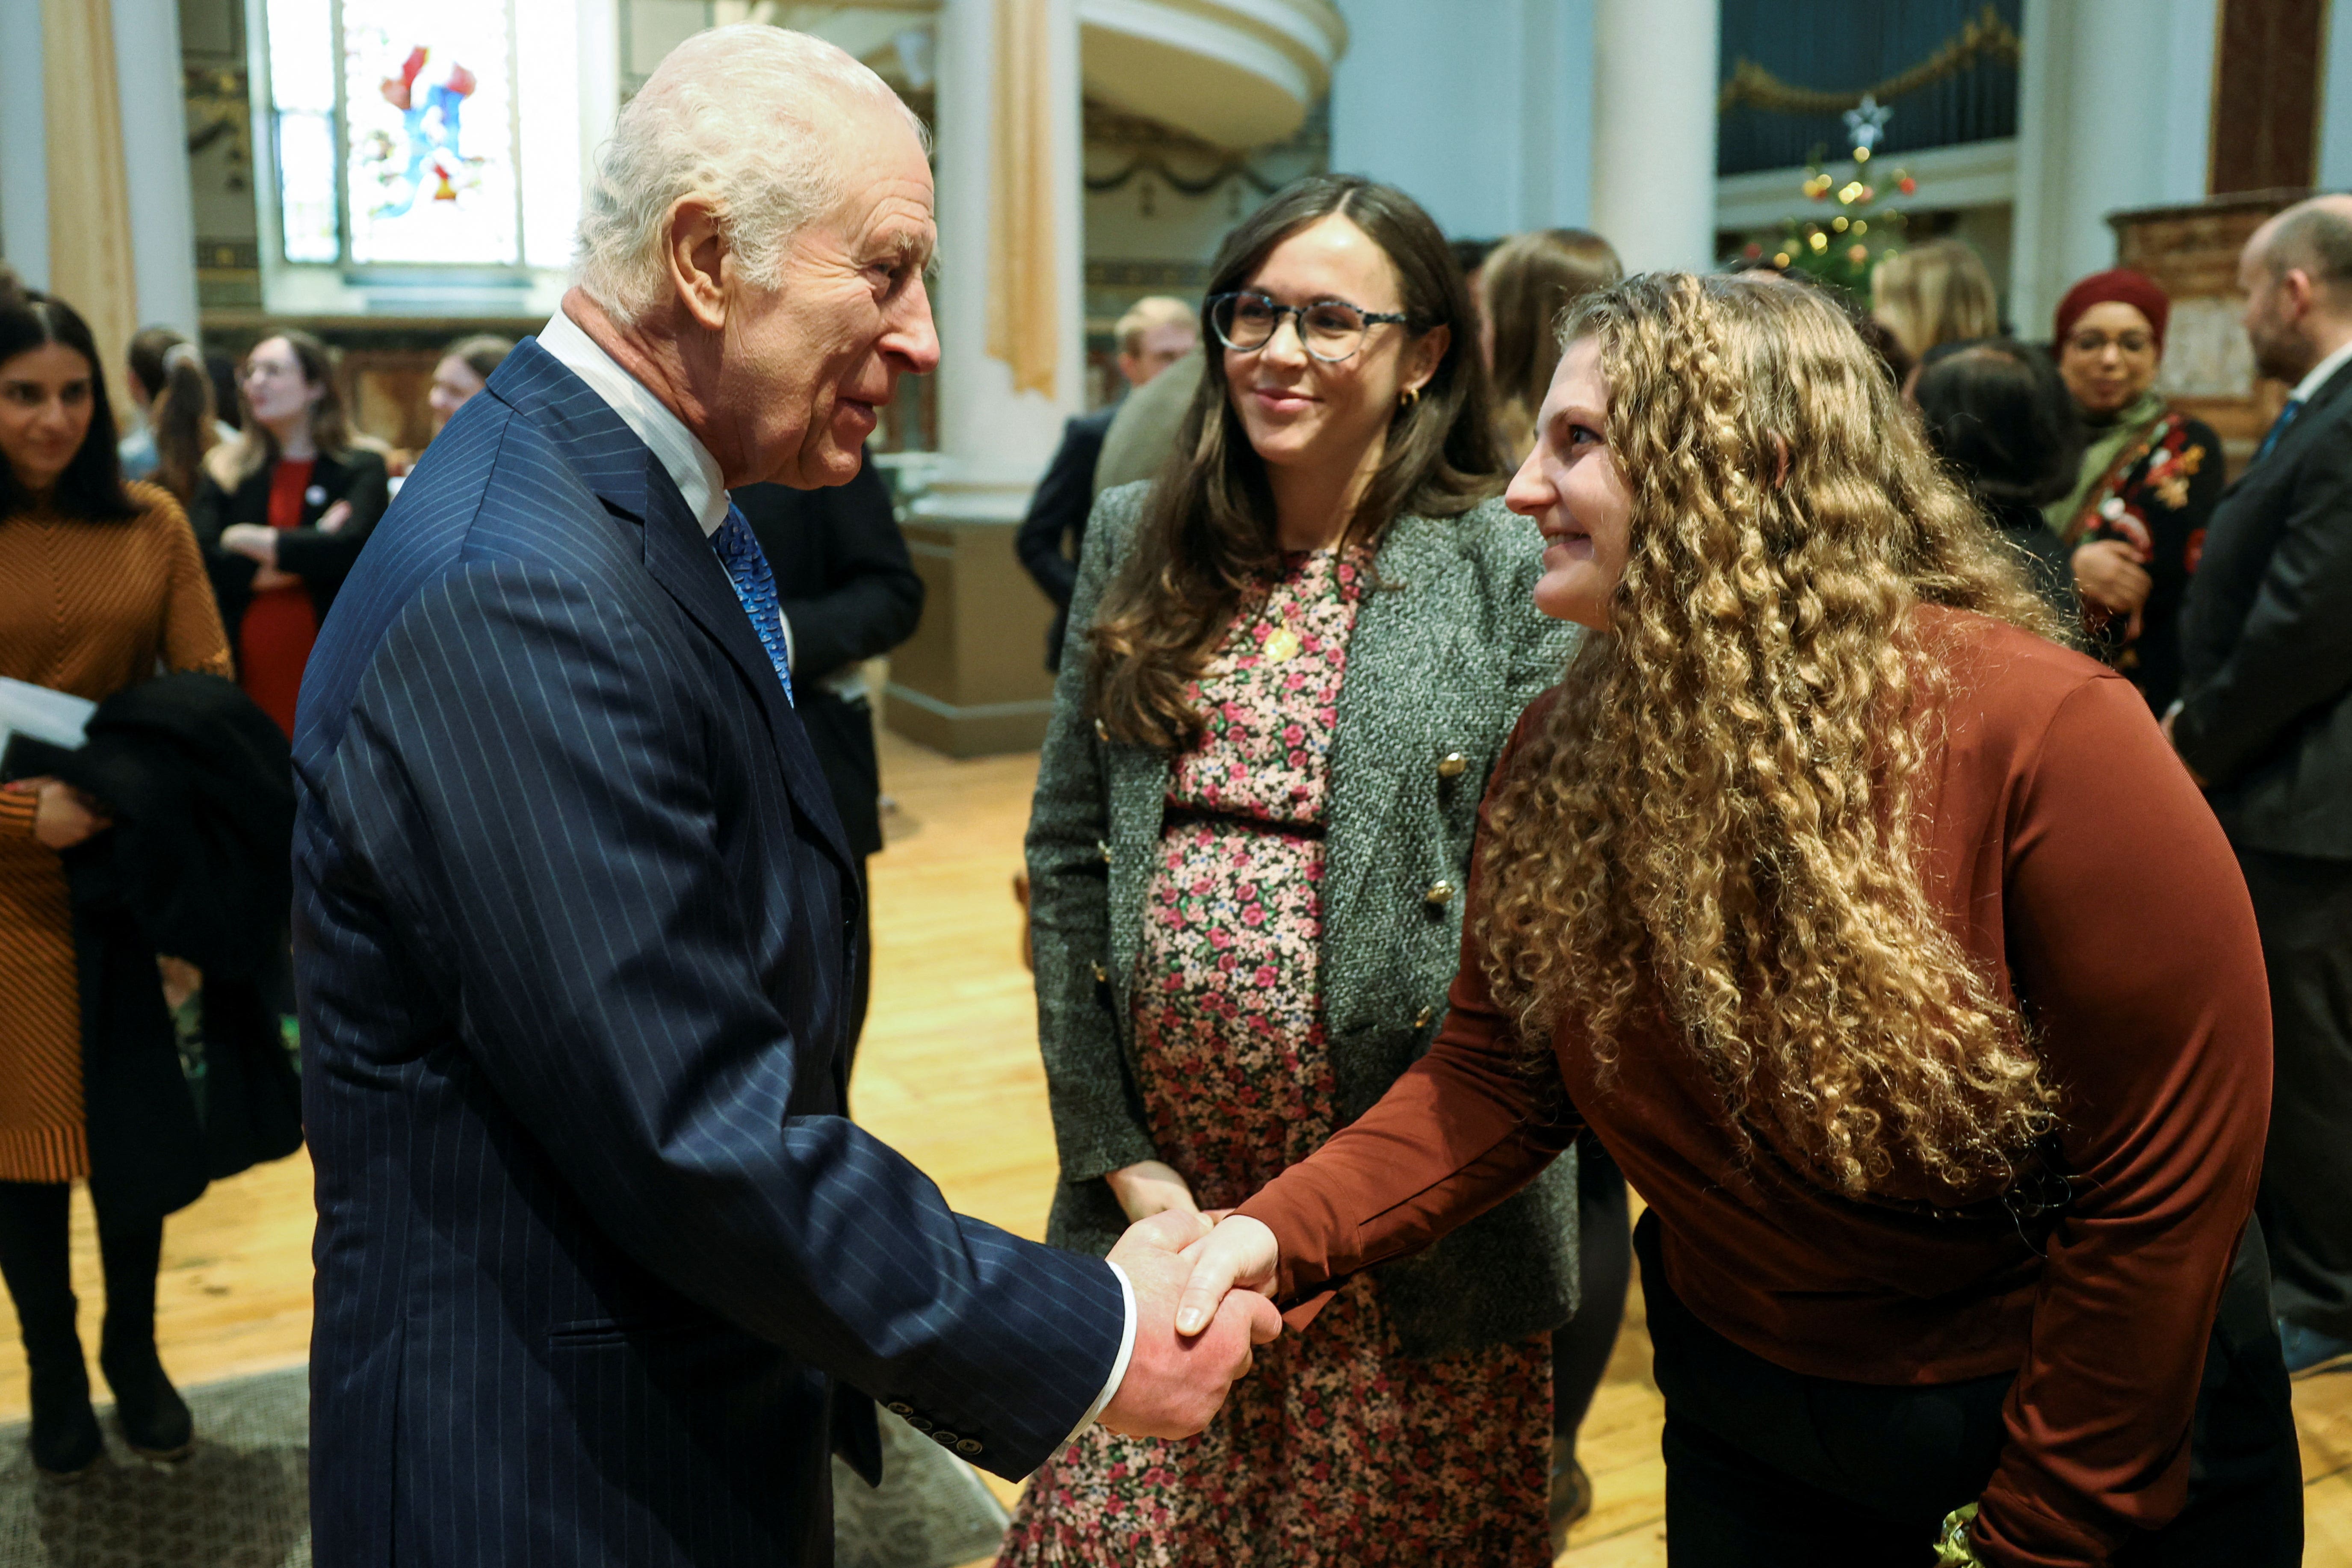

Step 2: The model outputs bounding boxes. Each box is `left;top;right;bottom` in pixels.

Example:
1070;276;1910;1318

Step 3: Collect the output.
576;25;925;325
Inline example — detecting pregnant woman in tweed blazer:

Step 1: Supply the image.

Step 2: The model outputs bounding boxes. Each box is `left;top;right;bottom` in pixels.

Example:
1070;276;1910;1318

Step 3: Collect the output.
1006;176;1581;1567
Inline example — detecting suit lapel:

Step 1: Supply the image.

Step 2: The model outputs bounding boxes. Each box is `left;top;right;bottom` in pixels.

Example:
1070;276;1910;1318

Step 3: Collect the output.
636;452;860;882
489;341;860;885
1323;515;1459;940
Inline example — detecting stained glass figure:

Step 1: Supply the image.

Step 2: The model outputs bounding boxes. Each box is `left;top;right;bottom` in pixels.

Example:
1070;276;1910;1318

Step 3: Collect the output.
259;0;581;274
343;3;520;265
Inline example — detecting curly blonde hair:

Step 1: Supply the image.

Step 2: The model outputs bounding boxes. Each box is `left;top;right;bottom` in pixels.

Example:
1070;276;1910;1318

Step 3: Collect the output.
1474;273;2062;1200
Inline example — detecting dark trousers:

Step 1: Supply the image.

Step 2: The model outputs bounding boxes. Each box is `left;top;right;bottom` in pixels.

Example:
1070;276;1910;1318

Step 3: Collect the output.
2240;846;2352;1341
1554;1138;1633;1441
0;1180;165;1371
1640;1212;2301;1566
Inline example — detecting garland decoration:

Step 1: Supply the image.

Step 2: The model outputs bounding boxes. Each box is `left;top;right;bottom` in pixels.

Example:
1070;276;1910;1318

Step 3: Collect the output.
1718;5;2021;118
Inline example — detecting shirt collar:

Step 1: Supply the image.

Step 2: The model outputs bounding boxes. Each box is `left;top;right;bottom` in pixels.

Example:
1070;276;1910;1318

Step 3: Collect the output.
2289;335;2352;405
536;306;729;536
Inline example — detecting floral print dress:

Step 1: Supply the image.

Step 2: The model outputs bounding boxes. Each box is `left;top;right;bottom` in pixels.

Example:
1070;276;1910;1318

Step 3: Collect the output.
998;550;1553;1568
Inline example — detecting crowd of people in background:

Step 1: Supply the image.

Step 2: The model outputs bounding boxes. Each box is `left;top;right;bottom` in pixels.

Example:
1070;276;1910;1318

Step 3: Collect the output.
0;82;2349;1563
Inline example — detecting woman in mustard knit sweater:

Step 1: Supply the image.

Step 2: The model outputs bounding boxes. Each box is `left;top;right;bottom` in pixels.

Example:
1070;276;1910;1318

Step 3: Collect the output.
0;283;231;1477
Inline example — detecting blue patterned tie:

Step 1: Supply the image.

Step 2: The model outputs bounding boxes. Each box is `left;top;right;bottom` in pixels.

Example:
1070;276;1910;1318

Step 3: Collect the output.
2254;397;2304;464
710;500;794;706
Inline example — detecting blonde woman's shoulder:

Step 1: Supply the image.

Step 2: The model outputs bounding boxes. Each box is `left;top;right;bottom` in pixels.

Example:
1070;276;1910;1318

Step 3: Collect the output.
200;440;249;492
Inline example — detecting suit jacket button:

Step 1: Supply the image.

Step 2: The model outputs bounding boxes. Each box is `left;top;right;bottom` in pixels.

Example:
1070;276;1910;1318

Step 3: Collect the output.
1414;1005;1435;1029
1098;839;1112;863
1436;751;1469;778
1094;718;1110;741
907;1416;934;1433
1423;880;1454;907
885;1401;914;1417
931;1429;960;1447
956;1438;983;1456
1092;961;1108;984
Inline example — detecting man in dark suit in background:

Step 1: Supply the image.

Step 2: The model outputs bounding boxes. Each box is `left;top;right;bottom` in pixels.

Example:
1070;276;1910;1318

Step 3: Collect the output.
735;451;919;1057
291;27;1276;1567
1015;297;1196;670
2173;193;2352;1376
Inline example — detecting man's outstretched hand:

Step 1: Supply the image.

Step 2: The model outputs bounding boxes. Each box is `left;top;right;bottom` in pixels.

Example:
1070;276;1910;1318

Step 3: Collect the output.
1099;1210;1281;1439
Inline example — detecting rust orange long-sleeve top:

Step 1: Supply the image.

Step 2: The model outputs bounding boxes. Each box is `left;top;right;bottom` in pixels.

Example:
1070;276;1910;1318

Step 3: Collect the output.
1236;607;2272;1568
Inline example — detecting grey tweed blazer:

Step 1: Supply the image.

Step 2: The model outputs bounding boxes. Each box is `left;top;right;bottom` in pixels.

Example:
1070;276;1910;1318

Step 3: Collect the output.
1025;482;1584;1358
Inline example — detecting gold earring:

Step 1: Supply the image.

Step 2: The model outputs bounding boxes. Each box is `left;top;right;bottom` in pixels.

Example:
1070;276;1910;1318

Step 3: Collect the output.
1399;385;1421;408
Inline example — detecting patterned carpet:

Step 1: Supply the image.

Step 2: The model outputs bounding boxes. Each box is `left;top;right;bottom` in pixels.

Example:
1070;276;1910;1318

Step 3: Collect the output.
0;1365;310;1568
0;1366;1006;1568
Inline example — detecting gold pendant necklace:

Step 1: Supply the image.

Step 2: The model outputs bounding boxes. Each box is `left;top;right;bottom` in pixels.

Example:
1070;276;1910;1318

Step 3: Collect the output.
1263;626;1303;662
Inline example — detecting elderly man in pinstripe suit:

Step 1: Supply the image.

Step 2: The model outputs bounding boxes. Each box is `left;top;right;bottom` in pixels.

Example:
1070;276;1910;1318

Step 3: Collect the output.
290;27;1276;1566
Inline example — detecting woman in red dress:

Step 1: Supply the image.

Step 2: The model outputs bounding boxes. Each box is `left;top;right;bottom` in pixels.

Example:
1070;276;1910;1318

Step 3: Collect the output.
189;331;387;736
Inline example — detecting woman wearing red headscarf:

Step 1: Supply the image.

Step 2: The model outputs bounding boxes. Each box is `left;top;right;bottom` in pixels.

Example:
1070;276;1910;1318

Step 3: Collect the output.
2044;269;2224;712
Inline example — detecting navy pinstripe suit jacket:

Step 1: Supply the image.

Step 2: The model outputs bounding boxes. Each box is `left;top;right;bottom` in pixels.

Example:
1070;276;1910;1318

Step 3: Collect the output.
293;340;1124;1566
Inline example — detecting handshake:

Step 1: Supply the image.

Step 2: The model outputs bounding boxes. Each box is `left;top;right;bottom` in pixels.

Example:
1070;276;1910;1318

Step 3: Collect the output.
1095;1206;1288;1439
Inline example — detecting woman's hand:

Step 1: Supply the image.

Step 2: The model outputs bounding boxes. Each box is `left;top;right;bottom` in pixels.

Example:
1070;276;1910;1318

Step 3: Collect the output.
220;523;280;567
2071;539;2151;615
1105;1159;1200;1225
1175;1214;1282;1336
5;777;111;850
317;499;354;535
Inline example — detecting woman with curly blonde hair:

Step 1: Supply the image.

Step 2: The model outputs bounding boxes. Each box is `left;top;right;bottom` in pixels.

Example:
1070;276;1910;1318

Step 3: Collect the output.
1179;272;2300;1566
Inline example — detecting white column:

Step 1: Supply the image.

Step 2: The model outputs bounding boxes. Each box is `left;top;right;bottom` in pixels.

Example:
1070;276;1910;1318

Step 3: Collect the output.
1591;0;1719;273
1330;0;1595;237
577;0;622;195
1517;0;1598;232
919;0;1084;520
2012;0;2218;334
0;1;50;289
2319;0;2352;189
111;0;201;338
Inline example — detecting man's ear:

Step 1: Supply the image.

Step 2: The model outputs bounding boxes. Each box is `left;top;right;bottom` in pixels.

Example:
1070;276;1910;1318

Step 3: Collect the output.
666;197;730;332
2277;267;2320;324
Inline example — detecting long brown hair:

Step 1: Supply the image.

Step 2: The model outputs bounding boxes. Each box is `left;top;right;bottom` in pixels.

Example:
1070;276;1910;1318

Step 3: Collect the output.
130;327;222;504
1088;174;1501;750
1473;273;2062;1201
212;329;354;486
1483;228;1622;455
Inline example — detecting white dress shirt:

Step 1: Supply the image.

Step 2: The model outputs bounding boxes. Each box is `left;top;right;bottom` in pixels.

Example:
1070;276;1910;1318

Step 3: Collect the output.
2289;333;2352;405
533;305;1139;1440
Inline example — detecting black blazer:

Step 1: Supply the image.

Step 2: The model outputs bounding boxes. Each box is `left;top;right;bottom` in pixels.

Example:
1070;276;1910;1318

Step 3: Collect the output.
188;446;390;637
293;342;1121;1566
1015;406;1116;670
734;455;924;861
2175;358;2352;859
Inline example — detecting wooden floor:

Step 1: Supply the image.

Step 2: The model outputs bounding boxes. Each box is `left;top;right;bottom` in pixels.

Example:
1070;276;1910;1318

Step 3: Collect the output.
3;729;2351;1563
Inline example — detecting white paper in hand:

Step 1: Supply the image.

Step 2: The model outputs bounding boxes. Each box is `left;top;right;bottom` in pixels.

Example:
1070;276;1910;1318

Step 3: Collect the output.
0;676;98;756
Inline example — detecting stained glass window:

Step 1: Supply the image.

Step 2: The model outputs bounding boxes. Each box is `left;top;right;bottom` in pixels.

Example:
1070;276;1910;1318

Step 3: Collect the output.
260;0;583;272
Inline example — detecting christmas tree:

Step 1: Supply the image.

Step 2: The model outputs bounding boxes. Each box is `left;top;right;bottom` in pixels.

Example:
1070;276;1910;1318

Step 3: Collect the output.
1737;95;1919;296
